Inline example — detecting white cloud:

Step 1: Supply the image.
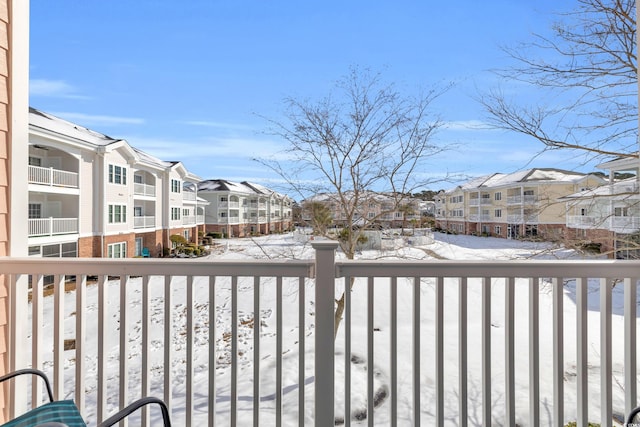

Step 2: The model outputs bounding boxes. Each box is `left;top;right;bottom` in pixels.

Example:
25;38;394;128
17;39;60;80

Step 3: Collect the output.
181;120;254;131
30;79;89;99
441;120;492;131
50;111;145;126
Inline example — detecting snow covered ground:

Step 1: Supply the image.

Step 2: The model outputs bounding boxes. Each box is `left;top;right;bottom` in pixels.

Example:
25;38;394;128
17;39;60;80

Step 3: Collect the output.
32;231;633;426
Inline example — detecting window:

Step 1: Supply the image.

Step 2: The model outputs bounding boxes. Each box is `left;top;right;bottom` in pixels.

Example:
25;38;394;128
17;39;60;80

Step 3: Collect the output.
134;206;143;217
494;209;502;218
183;208;190;217
108;242;127;258
368;212;375;218
171;207;181;220
219;212;228;217
614;207;629;217
108;204;127;223
28;203;42;219
523;190;535;196
171;179;181;193
29;156;42;167
134;174;143;184
220;196;228;202
494;225;502;235
494;192;502;201
395;212;403;218
108;164;127;185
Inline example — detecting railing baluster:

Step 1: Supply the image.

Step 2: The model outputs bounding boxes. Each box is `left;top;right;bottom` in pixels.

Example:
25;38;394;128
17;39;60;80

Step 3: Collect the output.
164;275;173;416
529;277;540;427
576;277;588;426
505;277;515;426
209;275;216;427
119;275;129;427
97;275;108;422
413;276;421;427
75;274;87;412
141;275;151;427
298;276;305;427
481;277;491;427
53;274;65;400
253;276;261;427
32;275;44;407
600;278;612;426
390;276;398;427
231;276;238;426
458;277;467;427
435;276;444;427
625;276;638;417
276;276;283;427
553;277;564;427
186;275;194;427
345;275;352;427
367;276;374;427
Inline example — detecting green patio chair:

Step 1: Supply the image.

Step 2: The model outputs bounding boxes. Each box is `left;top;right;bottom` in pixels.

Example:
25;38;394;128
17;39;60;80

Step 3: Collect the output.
0;369;171;427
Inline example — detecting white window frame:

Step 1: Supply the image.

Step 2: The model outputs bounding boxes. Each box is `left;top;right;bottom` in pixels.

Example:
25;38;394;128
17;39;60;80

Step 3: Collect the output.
108;164;127;185
107;242;127;258
108;204;127;224
171;179;181;193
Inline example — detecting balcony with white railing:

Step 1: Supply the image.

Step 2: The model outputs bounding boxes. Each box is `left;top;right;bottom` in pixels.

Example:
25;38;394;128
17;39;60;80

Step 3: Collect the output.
133;215;156;229
5;242;640;426
28;217;78;237
134;182;156;197
183;192;197;202
28;165;79;189
182;215;196;226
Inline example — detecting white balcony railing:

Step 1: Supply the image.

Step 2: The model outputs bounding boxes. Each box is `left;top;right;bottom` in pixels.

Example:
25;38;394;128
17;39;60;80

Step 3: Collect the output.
182;215;196;226
133;215;155;229
5;243;640;426
183;192;197;202
133;183;156;197
28;217;78;237
28;165;79;188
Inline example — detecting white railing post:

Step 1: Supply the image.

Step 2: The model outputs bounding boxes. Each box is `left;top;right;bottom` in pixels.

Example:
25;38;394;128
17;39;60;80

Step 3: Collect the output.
311;240;338;427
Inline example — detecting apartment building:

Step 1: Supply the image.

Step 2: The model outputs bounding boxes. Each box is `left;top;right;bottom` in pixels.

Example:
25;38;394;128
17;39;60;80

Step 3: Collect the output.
563;156;640;256
435;168;606;240
301;192;423;229
28;108;207;259
198;179;293;237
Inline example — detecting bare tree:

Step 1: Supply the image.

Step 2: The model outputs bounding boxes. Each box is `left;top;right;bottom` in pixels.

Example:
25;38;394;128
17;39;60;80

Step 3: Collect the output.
480;0;637;163
260;67;449;336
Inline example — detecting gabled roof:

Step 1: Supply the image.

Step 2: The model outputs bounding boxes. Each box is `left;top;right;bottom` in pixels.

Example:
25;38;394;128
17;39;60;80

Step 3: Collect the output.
29;107;118;147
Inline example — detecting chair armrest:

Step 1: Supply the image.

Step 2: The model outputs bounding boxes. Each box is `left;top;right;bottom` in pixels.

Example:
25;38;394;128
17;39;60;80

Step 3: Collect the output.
97;397;171;427
0;368;55;402
627;405;640;425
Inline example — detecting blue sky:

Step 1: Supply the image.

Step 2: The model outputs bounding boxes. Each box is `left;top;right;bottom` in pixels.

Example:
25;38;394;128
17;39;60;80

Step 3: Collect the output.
29;0;584;191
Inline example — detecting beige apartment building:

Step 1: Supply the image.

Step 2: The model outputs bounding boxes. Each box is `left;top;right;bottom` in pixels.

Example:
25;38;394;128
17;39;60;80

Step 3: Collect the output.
435;169;606;240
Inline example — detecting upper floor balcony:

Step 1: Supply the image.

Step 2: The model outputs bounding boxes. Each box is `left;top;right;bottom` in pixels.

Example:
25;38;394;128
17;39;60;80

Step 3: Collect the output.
4;245;640;426
133;215;156;229
133;182;156;197
507;195;538;205
28;217;78;237
28;165;79;189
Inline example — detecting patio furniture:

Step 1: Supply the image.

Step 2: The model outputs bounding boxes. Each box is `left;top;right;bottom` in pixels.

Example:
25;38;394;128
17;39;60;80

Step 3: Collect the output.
141;247;150;257
0;369;171;427
627;405;640;425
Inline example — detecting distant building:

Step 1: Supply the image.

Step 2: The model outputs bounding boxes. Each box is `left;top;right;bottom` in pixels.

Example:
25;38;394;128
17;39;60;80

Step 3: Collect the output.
198;179;293;237
562;156;640;257
300;191;423;229
434;168;606;240
28;108;208;258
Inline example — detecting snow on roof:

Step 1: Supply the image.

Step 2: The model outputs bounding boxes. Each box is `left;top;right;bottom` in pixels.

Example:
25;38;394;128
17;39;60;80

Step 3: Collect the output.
132;147;172;169
29;107;117;147
560;177;639;200
198;179;259;194
452;169;592;192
